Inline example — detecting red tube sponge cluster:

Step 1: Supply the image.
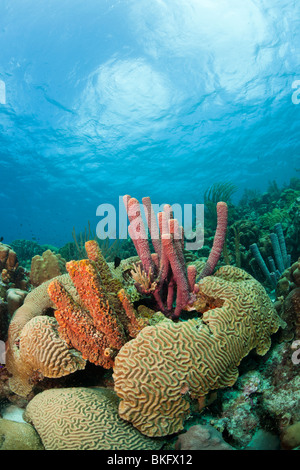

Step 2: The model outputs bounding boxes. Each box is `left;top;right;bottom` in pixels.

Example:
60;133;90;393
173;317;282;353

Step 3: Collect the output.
199;201;228;279
124;195;228;318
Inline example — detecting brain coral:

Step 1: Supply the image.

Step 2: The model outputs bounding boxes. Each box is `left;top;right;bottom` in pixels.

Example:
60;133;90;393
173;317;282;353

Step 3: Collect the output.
6;273;84;396
7;315;86;397
113;266;284;437
24;387;164;450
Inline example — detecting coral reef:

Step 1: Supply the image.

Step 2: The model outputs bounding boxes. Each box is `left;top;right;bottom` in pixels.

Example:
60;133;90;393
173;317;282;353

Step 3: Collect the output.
113;266;283;437
200;249;299;449
30;249;67;287
1;179;299;450
58;241;79;262
260;341;300;435
24;387;165;450
276;287;300;341
0;298;9;341
107;255;142;303
0;287;27;342
7;276;66;357
274;258;300;341
207;370;265;447
5;239;151;397
222;178;300;284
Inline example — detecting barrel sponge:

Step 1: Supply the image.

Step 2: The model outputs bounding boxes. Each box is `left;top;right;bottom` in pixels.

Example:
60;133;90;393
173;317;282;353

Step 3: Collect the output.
7;315;86;397
113;266;284;437
24;387;164;450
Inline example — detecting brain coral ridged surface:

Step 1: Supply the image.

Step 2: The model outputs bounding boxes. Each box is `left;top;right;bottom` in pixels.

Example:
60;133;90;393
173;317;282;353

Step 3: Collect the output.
6;273;83;396
9;316;86;397
113;266;284;437
24;387;164;450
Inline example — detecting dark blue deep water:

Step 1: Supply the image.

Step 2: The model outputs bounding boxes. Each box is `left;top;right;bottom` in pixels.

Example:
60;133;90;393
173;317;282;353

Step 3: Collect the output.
0;0;299;246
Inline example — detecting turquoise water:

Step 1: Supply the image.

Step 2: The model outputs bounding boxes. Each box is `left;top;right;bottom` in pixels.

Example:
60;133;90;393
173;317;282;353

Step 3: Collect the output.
0;0;299;246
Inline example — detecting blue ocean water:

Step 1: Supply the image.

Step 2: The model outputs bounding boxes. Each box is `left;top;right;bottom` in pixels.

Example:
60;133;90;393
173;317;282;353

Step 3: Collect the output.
0;0;299;246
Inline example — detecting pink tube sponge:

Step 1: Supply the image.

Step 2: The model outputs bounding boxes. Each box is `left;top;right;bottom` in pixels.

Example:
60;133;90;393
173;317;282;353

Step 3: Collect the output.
200;201;228;279
123;196;228;319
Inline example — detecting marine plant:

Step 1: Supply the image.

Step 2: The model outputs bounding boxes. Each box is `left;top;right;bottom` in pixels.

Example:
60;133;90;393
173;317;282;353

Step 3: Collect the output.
203;181;237;227
222;225;242;268
204;181;238;205
267;180;281;201
72;221;122;261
